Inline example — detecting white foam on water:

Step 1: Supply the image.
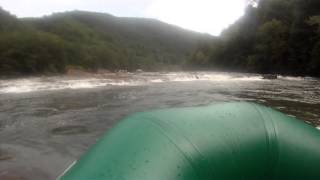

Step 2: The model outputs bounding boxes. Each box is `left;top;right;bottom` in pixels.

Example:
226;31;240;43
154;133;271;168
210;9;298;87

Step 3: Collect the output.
0;72;265;94
167;74;263;82
150;79;164;83
67;81;98;89
278;76;305;81
108;81;142;86
0;78;57;93
0;78;145;94
233;76;264;81
1;86;34;93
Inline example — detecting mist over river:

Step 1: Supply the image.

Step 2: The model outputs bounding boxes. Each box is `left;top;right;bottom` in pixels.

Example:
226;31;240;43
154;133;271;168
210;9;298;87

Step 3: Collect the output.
0;71;320;180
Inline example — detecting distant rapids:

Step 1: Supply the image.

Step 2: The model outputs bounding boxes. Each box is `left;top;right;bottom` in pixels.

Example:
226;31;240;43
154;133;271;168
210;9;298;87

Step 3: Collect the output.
0;72;267;94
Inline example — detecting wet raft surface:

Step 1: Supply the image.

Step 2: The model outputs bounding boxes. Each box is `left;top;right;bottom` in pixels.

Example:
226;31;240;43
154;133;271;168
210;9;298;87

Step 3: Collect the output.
0;72;319;179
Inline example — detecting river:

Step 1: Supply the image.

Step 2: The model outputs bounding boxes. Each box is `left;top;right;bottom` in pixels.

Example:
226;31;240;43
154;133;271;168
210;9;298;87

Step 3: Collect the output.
0;71;319;180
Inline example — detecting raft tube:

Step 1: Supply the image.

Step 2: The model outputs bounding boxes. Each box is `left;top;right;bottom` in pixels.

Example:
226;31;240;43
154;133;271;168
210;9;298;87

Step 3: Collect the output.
59;102;320;180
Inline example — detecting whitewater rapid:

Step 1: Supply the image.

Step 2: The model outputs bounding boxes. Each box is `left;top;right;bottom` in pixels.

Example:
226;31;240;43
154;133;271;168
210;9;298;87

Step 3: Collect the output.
0;72;268;94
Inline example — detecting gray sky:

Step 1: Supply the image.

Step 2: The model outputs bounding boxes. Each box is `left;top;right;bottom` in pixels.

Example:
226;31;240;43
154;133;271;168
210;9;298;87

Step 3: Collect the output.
0;0;247;35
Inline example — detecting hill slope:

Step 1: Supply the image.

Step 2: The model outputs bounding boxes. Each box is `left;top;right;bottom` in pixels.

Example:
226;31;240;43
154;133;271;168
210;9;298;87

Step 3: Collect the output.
0;9;212;75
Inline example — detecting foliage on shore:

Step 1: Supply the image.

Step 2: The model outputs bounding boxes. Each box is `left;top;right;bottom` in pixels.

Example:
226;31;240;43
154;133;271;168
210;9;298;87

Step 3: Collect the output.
0;8;210;76
189;0;320;76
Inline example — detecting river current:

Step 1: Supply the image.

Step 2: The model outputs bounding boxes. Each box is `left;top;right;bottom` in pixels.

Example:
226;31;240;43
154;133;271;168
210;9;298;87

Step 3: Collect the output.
0;71;319;179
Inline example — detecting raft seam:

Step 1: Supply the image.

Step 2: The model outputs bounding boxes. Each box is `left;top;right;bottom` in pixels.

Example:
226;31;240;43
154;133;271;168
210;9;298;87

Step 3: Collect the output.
263;108;280;178
251;103;279;179
250;103;271;152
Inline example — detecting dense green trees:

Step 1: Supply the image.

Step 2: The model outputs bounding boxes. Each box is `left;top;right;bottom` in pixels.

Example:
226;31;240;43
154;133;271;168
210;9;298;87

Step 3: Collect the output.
0;8;210;76
0;31;67;74
2;1;319;77
189;0;320;76
248;19;289;73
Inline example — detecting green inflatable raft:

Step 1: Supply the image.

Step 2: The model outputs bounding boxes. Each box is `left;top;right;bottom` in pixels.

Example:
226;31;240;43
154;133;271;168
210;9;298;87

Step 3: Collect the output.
59;102;320;180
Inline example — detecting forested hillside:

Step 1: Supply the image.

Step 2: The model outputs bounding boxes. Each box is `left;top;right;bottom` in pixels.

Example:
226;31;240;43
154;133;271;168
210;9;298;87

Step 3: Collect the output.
189;0;320;76
0;8;211;76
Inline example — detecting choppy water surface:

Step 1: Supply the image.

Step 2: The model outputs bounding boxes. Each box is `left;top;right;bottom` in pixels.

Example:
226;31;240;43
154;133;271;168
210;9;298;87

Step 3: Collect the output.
0;71;319;180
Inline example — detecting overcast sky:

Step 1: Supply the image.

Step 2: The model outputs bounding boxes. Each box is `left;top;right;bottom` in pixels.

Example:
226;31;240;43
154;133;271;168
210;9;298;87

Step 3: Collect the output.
0;0;247;35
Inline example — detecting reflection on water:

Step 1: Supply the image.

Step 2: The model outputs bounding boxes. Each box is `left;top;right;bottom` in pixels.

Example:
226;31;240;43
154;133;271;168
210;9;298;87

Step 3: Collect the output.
0;71;319;180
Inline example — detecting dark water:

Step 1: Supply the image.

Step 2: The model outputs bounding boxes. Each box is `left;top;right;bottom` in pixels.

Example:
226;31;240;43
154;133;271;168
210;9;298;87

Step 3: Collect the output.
0;72;319;180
